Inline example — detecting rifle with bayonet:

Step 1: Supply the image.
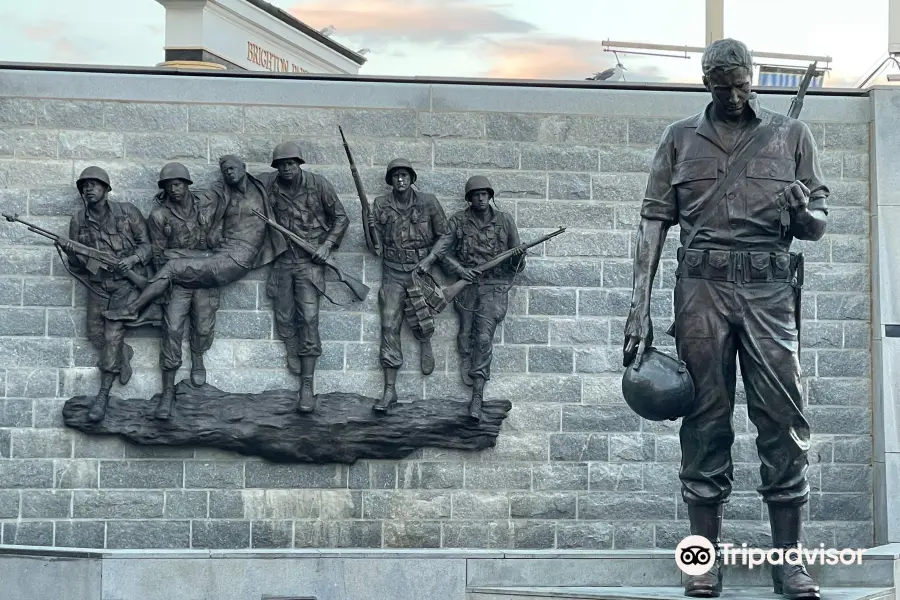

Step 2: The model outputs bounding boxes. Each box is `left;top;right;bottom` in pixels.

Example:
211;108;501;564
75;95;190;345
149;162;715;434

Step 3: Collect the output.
339;126;380;256
2;212;148;289
788;61;818;119
251;209;369;302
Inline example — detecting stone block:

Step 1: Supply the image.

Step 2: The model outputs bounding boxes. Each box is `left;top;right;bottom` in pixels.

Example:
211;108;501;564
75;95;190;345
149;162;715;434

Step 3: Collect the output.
383;520;442;548
104;102;188;132
551;116;628;145
185;461;245;489
398;462;464;489
339;108;417;137
828;179;868;206
582;375;625;404
579;492;677;520
801;322;843;349
3;158;74;188
562;406;641;432
528;346;573;373
0;399;31;428
106;520;191;548
209;490;244;518
215;311;272;339
589;463;643;491
824;123;869;150
250;520;293;548
485;113;541;142
831;237;868;266
821;464;872;493
23;278;72;307
614;522;655;549
71;159;159;189
412;168;469;198
464;464;531;490
3;521;53;546
531;463;588;491
549;318;609;345
478;170;547;199
503;317;548;344
545;230;630;257
574;347;621;374
833;437;871;463
807;407;871;435
451;491;509;519
828;208;869;235
11;130;59;159
502;403;561;433
434;140;518;169
419;111;485;139
591;172;648;203
59;131;125;159
517;201;613;230
843;152;869;178
11;429;72;458
362;490;450;519
0;307;44;335
188;104;243;133
0;98;36;126
513;520;556;548
0;459;53;488
54;459;99;489
123;445;193;459
805;263;869;292
245;463;346;488
125;133;209;161
527;288;575;315
520;144;598;172
165;490;209;518
516;258;603;288
0;248;51;276
320;490;363;519
809;492;872;521
628;118;671;145
818;350;869;377
599;146;656;172
74;490;164;518
21;490;71;518
808;378;870;406
99;460;184;488
442;520;513;548
294;519;382;548
191;519;250;549
27;186;79;216
0;277;23;304
547;173;591;200
610;433;655;461
208;134;281;164
243;106;338;136
54;521;105;548
0;431;8;458
817;293;869;320
550;433;609;461
37;100;104;129
557;521;614;549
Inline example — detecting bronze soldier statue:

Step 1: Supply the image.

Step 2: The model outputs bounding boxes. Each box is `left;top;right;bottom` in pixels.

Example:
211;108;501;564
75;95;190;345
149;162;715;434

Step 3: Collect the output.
622;39;828;599
105;155;287;326
257;142;349;414
60;167;154;422
416;175;525;420
366;158;447;411
148;162;221;419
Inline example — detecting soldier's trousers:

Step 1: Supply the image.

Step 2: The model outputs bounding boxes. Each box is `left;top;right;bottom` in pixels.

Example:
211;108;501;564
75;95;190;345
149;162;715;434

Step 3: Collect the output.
454;283;509;380
269;257;325;363
379;265;432;369
674;277;809;508
86;279;139;374
151;253;249;289
160;286;220;371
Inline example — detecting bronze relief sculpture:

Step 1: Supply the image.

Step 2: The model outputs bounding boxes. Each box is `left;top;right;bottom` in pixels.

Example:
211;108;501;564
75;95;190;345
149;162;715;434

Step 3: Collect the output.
621;39;827;599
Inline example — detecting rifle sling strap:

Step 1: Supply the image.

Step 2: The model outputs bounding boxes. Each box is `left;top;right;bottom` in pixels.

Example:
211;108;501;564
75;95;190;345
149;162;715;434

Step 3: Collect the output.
679;115;785;256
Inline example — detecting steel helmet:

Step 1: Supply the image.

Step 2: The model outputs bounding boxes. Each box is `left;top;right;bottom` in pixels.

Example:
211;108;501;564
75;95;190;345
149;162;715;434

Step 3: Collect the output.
271;141;305;168
157;162;193;189
465;175;494;199
385;157;417;185
621;347;696;421
76;166;112;191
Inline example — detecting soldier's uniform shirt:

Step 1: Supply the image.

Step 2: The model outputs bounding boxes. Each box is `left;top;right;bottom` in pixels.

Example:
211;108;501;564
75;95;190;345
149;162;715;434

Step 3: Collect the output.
148;191;220;372
68;201;153;374
433;206;525;380
257;170;350;363
372;189;448;369
639;94;830;508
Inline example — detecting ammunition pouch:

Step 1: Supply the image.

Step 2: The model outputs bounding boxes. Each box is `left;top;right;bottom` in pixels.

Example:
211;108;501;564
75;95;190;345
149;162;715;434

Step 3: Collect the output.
404;271;445;339
676;248;800;284
383;246;430;266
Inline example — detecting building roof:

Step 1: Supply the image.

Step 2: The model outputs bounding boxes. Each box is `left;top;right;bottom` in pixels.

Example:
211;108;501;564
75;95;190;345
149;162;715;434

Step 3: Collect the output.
243;0;367;66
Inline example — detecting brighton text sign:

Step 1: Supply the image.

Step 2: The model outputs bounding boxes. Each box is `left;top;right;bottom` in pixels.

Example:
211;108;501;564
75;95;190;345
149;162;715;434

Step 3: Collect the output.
246;41;309;73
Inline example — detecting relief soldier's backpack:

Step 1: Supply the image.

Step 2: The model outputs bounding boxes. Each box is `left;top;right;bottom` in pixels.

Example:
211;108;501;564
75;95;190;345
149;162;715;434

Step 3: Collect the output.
621;346;696;421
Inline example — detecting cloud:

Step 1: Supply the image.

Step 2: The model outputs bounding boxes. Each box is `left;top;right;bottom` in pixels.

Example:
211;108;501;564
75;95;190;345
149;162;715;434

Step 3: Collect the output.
288;0;536;45
21;20;94;62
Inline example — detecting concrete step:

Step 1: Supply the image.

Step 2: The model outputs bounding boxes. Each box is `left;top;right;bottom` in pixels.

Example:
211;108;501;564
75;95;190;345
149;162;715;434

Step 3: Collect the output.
466;586;896;600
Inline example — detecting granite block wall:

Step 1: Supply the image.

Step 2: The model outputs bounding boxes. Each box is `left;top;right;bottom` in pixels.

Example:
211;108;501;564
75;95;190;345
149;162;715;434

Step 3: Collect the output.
0;68;873;550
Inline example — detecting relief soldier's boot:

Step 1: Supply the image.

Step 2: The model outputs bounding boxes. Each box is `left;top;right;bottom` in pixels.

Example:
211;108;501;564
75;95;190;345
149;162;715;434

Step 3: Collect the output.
469;377;484;421
684;504;724;598
155;369;177;420
88;372;116;422
190;351;206;387
420;340;435;376
298;356;316;414
374;367;398;412
284;336;303;375
769;504;820;600
119;344;134;386
459;354;473;386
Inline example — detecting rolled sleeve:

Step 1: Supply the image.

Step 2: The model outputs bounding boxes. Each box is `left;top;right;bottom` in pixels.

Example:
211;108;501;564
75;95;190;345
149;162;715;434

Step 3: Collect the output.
795;121;830;215
639;125;678;224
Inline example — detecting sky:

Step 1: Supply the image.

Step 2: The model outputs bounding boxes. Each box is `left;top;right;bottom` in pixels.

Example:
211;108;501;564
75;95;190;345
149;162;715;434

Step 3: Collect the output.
0;0;893;87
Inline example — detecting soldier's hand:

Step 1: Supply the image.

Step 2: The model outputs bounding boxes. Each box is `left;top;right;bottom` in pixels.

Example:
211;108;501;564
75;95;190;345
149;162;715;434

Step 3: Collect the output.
56;236;74;253
623;306;653;370
312;243;332;264
511;246;526;257
116;255;140;273
458;268;478;283
414;256;434;274
785;180;810;214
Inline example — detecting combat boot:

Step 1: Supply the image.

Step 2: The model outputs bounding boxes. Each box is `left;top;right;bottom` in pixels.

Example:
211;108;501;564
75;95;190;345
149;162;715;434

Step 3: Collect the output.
684;504;724;598
190;351;206;386
459;354;473;386
374;367;398;412
298;356;316;414
119;344;134;385
769;505;820;600
420;340;435;375
155;369;177;420
469;377;484;420
88;372;116;422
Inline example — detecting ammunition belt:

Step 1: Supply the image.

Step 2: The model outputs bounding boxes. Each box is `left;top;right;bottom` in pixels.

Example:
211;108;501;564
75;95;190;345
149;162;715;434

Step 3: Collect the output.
676;248;800;284
383;246;429;265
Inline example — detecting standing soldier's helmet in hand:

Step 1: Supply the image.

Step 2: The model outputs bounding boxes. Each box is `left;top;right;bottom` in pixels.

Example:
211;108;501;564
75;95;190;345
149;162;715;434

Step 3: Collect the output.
270;141;305;168
621;347;696;421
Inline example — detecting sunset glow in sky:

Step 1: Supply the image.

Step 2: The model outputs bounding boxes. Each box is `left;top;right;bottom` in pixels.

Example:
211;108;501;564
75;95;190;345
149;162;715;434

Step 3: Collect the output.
0;0;892;87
